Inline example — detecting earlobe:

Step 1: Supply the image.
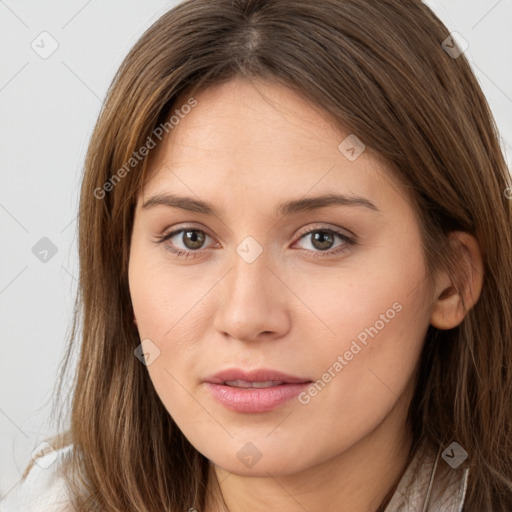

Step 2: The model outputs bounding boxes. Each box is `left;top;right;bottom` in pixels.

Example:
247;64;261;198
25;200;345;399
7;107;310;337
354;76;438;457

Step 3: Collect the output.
430;231;484;330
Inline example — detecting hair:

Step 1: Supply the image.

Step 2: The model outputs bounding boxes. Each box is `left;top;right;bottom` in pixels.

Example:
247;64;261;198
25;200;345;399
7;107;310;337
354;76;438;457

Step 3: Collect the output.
22;0;512;510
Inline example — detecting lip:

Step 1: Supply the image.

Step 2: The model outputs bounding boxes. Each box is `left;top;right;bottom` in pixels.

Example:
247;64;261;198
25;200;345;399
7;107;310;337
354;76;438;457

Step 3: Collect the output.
204;368;312;385
203;368;313;413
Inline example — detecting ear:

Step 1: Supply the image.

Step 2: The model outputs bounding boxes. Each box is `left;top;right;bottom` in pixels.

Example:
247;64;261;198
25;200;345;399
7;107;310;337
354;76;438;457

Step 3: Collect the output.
430;231;484;330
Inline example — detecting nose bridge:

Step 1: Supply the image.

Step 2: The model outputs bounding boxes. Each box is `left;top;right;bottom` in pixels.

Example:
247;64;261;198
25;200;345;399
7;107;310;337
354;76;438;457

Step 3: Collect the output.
213;242;290;341
225;243;274;314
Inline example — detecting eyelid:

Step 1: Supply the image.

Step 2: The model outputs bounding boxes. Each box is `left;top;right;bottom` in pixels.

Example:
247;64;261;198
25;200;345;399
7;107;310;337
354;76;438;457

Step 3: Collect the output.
294;222;355;240
159;222;213;239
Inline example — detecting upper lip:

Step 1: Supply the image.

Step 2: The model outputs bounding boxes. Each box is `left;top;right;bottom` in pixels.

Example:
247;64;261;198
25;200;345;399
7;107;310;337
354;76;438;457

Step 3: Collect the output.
204;368;313;385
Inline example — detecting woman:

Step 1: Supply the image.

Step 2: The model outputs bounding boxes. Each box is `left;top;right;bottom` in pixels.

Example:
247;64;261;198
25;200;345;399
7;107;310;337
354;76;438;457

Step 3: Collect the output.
2;0;511;510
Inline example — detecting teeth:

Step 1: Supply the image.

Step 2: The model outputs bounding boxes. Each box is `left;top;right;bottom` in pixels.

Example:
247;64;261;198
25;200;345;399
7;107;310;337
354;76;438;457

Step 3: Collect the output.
224;380;284;388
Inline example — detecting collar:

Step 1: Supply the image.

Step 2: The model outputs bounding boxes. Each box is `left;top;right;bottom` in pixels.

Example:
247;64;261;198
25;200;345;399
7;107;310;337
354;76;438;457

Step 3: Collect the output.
383;441;469;512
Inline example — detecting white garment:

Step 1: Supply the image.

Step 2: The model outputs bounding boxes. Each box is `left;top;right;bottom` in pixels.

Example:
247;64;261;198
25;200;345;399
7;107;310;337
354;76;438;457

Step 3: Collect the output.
1;442;468;511
0;444;74;512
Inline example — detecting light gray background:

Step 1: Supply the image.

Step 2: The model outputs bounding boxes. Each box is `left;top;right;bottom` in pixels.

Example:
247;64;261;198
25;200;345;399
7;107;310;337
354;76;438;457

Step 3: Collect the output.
1;0;511;498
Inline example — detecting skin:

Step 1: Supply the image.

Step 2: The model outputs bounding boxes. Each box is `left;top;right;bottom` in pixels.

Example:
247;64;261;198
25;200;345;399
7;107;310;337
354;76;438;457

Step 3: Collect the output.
128;78;483;512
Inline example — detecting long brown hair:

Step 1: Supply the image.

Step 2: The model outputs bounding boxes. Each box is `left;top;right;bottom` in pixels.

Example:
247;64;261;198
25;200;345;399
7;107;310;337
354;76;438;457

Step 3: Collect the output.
24;0;512;510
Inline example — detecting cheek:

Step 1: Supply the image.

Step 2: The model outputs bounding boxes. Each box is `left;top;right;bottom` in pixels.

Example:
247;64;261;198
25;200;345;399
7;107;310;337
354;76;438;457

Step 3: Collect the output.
128;252;209;429
128;246;216;401
299;237;431;414
129;242;210;342
294;229;430;350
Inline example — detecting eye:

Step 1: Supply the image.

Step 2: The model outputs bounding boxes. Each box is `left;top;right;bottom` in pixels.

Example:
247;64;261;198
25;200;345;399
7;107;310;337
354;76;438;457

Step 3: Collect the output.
155;227;215;259
293;227;355;258
155;224;356;260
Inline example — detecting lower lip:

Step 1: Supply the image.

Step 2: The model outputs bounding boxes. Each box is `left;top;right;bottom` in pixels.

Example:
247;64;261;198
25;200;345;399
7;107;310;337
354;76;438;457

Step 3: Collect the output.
204;382;311;413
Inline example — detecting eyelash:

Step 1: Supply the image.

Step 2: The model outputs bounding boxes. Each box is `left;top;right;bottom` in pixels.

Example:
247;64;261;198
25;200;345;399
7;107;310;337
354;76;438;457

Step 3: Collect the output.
155;225;356;260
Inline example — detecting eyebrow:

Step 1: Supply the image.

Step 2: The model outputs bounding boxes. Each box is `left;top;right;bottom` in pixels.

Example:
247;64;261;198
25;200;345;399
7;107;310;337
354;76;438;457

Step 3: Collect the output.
141;192;381;218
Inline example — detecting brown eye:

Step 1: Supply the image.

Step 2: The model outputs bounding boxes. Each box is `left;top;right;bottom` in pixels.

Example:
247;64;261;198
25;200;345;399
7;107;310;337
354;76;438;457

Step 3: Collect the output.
156;227;215;260
180;230;206;250
309;231;336;251
294;226;356;259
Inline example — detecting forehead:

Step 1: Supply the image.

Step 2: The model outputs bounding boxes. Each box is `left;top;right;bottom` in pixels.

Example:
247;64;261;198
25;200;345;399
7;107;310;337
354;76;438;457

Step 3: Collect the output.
139;78;405;212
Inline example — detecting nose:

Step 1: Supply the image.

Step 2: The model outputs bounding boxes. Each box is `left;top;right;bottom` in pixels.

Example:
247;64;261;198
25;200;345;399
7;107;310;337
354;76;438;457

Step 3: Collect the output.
213;249;292;343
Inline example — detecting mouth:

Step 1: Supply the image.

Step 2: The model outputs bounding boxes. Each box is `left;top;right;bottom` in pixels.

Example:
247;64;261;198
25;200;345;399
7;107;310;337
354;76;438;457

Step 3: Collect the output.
222;380;289;388
203;368;313;413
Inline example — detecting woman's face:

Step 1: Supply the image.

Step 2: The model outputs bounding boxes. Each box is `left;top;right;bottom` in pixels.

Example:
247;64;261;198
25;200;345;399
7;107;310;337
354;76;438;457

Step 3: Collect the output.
128;78;434;476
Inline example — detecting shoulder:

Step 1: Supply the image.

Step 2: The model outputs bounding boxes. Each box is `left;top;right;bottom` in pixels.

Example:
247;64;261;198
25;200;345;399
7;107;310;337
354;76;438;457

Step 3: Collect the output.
0;444;75;512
